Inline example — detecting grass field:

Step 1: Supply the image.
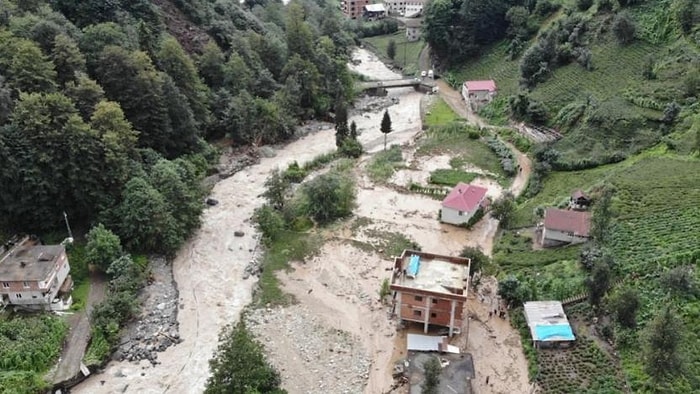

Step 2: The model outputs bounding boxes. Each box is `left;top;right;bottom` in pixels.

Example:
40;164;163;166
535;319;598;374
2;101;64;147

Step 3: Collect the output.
362;31;424;75
423;98;462;127
448;41;521;95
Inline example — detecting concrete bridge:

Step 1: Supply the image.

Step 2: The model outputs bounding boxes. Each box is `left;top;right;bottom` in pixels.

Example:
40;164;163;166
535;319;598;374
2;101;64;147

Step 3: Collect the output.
357;78;437;96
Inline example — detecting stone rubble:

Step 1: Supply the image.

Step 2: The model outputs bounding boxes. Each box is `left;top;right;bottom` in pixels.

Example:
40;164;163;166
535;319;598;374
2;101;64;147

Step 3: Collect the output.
245;305;371;394
113;257;181;365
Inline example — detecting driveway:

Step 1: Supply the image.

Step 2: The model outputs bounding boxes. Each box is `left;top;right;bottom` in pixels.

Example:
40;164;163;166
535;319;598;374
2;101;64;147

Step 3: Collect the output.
48;271;107;385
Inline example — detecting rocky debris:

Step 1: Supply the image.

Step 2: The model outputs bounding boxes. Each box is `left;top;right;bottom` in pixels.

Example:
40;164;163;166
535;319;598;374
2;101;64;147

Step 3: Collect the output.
246;305;371;394
296;120;334;137
242;257;261;280
234;230;245;237
354;95;398;115
115;257;181;365
205;198;219;206
258;146;277;158
217;147;259;179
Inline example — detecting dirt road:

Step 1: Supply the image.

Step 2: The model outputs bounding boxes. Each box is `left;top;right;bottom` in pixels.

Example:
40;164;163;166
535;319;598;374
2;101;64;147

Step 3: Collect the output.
48;272;106;385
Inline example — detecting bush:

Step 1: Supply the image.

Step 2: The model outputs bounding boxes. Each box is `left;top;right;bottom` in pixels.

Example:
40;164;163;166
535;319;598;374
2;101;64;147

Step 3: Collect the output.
577;0;594;11
485;136;517;176
609;288;640;328
300;171;356;224
421;357;441;394
534;0;560;16
459;246;490;277
282;161;306;183
612;11;636;45
661;265;697;296
205;322;284;393
367;145;403;182
464;207;486;229
86;224;124;272
253;205;286;241
338;138;363;158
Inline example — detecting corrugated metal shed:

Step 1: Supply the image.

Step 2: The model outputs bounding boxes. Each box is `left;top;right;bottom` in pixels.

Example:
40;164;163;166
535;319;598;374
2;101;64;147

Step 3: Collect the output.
407;334;460;353
523;301;575;342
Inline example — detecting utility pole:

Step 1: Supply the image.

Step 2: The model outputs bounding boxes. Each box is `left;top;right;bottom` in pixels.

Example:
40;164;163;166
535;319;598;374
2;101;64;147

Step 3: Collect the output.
63;211;73;241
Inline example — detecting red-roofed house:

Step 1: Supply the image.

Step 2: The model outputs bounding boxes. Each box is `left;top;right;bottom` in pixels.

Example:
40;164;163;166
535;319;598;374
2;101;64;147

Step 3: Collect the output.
461;80;497;108
440;183;488;226
541;208;592;246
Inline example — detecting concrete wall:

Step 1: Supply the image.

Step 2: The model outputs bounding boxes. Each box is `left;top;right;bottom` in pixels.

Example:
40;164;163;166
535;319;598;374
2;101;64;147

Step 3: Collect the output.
541;228;589;245
440;206;476;226
0;252;70;305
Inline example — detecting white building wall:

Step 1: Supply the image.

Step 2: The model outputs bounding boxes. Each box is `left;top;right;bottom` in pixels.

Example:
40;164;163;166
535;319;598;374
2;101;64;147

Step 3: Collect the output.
406;27;420;42
542;228;589;245
441;207;476;226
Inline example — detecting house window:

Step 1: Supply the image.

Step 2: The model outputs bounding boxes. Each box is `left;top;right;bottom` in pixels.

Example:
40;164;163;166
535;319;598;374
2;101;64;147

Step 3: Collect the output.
15;293;22;299
431;313;437;318
414;295;423;302
432;299;438;304
32;295;38;299
413;310;422;317
2;282;8;288
458;211;464;216
23;281;29;288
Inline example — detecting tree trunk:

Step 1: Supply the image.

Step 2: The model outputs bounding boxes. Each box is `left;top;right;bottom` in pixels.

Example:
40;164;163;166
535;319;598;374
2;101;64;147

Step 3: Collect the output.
384;133;387;151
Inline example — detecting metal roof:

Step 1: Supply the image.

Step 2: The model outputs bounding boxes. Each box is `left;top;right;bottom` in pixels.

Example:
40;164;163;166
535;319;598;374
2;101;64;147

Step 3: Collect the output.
364;4;386;12
407;334;460;353
523;301;575;342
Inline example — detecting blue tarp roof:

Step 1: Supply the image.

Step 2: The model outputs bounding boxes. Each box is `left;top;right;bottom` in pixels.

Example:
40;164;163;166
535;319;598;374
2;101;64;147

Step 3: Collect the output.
534;324;575;341
407;255;421;278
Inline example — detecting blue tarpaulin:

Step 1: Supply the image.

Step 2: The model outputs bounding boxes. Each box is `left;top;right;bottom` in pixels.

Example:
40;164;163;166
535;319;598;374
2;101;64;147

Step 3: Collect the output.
534;324;575;341
407;255;421;278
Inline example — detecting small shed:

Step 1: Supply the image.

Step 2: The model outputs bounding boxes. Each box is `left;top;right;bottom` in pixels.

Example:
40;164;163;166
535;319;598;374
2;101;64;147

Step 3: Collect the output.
570;189;591;210
523;301;575;348
363;4;386;20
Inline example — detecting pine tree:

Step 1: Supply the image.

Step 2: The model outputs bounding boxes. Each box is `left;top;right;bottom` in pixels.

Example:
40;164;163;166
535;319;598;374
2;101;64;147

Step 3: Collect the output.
350;120;358;140
380;110;392;151
335;100;349;147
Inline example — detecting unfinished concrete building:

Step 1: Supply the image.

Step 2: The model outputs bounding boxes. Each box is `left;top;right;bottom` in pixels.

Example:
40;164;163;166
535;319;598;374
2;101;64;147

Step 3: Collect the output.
390;250;470;336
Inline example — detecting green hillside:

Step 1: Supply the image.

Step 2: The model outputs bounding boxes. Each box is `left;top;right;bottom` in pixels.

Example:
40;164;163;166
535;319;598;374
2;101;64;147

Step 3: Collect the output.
425;0;700;391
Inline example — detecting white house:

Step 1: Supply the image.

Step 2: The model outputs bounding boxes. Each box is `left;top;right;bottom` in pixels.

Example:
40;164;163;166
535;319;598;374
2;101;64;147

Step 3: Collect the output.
461;80;497;109
384;0;424;16
440;183;488;226
0;236;73;310
541;208;592;246
405;19;422;42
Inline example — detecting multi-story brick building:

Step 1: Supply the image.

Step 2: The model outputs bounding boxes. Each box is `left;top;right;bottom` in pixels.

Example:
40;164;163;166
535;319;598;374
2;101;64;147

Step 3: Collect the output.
341;0;370;19
390;250;470;336
0;235;72;310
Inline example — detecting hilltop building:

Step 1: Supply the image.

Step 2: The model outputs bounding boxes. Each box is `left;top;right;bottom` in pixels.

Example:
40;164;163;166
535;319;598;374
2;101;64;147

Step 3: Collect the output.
390;250;470;336
0;235;72;310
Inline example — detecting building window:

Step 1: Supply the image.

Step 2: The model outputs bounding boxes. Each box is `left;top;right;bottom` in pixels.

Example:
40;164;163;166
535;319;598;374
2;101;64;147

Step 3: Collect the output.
15;294;22;299
2;282;8;288
413;310;421;317
431;313;437;318
32;295;38;299
23;281;29;288
458;211;464;216
432;298;438;304
414;295;423;302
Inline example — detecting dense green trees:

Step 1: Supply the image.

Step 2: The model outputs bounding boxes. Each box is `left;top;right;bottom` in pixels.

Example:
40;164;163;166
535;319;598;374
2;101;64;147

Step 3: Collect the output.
424;0;514;66
86;224;124;272
206;322;285;393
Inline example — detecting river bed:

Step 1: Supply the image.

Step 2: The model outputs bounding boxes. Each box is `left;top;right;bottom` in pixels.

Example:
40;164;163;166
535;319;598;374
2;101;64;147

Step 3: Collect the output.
73;48;423;394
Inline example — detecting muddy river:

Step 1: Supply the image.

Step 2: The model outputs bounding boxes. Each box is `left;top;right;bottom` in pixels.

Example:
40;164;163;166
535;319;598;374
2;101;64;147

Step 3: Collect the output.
73;48;425;394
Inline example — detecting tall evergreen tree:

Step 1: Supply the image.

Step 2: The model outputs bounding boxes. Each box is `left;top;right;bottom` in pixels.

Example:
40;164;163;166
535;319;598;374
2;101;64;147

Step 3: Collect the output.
381;110;392;151
334;99;349;147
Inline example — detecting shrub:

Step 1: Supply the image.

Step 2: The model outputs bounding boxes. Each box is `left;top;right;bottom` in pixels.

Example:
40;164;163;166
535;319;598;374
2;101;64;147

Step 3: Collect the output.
661;265;697;296
300;171;356;224
421;357;441;394
338;138;363;158
577;0;594;11
85;224;124;273
464;206;486;229
282;161;306;183
609;288;640;328
485;136;517;176
205;322;284;393
491;192;515;228
459;246;490;277
644;308;683;378
612;11;636;44
253;205;286;241
534;0;560;16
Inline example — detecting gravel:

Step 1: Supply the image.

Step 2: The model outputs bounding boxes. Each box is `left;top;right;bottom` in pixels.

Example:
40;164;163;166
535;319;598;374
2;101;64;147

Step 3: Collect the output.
245;305;371;394
113;257;181;365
